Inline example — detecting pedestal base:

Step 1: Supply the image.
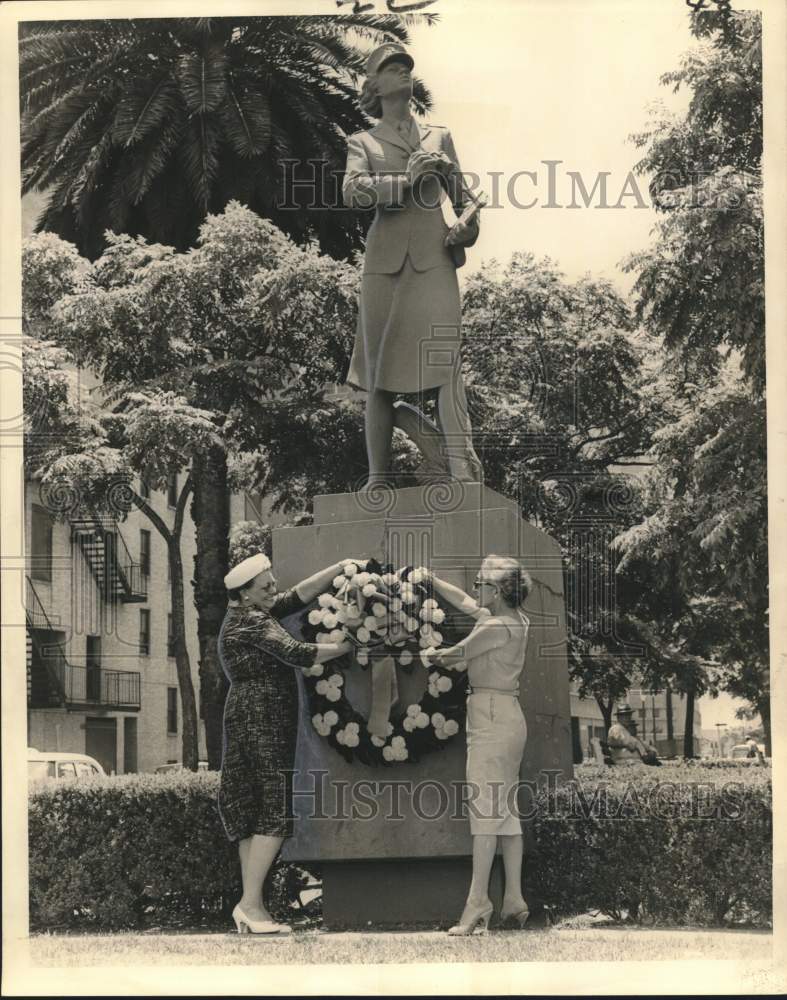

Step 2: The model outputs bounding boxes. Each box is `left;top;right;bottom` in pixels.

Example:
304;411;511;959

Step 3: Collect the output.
321;857;501;929
275;484;573;869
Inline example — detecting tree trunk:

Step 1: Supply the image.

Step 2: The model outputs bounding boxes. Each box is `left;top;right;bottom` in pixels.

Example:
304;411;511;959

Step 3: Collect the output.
757;695;771;757
682;685;695;758
170;535;200;770
192;446;230;770
131;487;200;771
666;683;674;741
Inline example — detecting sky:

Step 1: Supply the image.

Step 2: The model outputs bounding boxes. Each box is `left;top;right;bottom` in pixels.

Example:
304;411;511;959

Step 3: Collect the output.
403;0;697;291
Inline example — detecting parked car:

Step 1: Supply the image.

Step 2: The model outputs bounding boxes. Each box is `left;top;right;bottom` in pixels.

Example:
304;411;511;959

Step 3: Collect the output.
153;761;210;773
27;747;106;782
729;742;766;760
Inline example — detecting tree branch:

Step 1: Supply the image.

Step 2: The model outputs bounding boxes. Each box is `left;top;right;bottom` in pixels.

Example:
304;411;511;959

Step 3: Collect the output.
130;491;171;542
174;472;194;538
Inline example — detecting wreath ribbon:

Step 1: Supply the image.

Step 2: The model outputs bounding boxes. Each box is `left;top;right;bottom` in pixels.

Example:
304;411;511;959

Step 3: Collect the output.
367;655;399;738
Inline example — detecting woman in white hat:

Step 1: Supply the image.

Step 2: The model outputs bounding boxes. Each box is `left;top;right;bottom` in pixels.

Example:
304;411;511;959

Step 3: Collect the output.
343;43;482;483
423;556;532;935
219;551;359;935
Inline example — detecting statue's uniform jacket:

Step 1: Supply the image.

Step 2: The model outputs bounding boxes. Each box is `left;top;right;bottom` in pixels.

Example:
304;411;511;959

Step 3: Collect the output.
343;121;479;393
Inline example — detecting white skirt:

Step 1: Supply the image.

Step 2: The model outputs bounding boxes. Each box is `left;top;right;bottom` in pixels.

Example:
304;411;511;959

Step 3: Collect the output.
465;692;527;836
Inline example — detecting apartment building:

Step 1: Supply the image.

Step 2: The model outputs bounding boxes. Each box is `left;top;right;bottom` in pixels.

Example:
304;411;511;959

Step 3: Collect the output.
24;477;271;774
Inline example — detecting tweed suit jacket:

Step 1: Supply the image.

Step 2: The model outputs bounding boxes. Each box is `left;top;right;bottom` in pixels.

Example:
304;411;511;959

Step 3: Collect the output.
342;121;479;274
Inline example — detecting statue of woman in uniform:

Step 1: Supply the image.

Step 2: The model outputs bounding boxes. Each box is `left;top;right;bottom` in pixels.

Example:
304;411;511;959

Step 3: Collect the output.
343;43;483;486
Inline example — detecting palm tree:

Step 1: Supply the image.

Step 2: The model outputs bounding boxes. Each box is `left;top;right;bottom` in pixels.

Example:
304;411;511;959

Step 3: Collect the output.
20;14;435;259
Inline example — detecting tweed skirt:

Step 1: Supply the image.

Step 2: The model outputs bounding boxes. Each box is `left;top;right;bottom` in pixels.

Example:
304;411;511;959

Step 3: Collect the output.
346;256;462;393
465;692;527;835
218;676;298;842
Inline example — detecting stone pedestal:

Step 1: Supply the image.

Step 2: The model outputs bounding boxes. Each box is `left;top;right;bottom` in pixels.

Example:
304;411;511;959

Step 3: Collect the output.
274;484;572;926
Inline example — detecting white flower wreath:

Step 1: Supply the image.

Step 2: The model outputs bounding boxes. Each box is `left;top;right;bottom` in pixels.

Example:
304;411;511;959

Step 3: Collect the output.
299;561;468;765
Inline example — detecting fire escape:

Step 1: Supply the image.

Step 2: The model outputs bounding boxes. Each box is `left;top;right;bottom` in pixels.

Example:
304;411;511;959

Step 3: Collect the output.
70;513;148;604
25;503;146;713
26;576;141;711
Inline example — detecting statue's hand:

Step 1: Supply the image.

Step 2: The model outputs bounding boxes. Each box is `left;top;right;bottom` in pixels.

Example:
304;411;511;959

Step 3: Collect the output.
445;217;479;247
407;149;450;184
387;626;409;646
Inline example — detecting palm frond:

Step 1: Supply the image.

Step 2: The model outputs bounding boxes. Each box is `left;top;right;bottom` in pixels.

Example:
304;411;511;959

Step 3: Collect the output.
176;42;227;114
178;112;222;212
112;78;181;148
221;83;271;158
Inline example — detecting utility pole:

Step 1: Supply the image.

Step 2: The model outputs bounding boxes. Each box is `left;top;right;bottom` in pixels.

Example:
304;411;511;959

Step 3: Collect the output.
715;722;728;758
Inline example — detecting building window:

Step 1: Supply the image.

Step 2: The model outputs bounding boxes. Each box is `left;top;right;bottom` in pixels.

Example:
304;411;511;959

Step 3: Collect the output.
139;476;150;500
167;613;175;658
139;609;150;656
167;687;178;734
167;471;178;508
86;635;102;701
140;529;151;578
139;528;150;576
31;504;53;582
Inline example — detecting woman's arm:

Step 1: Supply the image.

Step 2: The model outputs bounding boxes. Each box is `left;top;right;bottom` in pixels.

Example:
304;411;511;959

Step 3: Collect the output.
343;133;411;210
313;639;353;664
231;611;352;671
293;559;366;605
429;616;512;670
431;573;488;620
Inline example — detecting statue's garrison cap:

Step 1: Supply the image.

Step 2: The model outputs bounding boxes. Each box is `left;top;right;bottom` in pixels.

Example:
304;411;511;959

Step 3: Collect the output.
615;702;634;715
366;42;414;77
224;553;271;590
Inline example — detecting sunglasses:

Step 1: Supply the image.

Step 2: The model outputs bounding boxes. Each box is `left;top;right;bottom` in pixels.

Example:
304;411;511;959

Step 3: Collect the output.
472;579;498;590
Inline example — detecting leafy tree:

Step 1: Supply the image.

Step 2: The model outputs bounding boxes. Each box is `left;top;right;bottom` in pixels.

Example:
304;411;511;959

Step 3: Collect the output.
23;242;208;768
619;10;767;753
228;520;272;565
27;204;363;766
454;252;658;723
19;14;435;259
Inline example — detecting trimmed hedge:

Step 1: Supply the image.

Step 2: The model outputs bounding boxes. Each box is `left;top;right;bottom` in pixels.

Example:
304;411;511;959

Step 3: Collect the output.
29;764;771;930
28;772;317;931
529;763;772;927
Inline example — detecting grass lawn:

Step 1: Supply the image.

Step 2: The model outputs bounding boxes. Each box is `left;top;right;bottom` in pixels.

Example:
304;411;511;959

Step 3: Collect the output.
28;925;772;967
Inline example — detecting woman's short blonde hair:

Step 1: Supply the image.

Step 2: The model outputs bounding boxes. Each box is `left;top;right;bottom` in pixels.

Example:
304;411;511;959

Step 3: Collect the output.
482;555;533;609
359;75;383;119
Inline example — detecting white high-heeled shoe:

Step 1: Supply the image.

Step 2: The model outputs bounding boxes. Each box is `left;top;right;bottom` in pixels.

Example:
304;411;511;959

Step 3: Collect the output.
500;903;530;929
447;899;494;936
232;903;292;936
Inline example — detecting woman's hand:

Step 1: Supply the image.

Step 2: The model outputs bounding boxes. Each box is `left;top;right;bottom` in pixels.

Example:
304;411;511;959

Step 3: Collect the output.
341;558;368;572
445;217;479;247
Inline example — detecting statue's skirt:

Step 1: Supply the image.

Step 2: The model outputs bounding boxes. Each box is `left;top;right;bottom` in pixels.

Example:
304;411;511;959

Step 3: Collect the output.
346;255;462;394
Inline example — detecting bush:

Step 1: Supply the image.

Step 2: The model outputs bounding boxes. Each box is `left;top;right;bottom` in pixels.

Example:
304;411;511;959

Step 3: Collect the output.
29;765;771;931
529;763;771;927
28;772;319;931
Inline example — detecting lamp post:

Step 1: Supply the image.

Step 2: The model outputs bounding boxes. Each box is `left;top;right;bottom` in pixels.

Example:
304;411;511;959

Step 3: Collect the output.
715;722;728;758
